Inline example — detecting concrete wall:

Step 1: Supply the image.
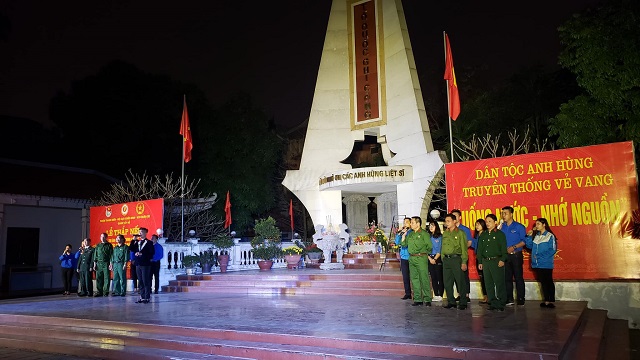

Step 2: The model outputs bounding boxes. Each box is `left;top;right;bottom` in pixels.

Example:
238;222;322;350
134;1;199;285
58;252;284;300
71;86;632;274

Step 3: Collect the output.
1;203;86;290
467;280;640;328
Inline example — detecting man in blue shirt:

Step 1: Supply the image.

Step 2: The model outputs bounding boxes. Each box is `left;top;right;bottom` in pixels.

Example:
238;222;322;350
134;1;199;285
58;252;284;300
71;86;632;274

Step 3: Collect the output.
500;206;527;305
452;209;472;303
394;218;412;300
150;234;164;294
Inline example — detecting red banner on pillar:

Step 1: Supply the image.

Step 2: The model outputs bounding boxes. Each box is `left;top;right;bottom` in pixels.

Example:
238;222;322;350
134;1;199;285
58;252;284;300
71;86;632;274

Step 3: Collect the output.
445;141;639;280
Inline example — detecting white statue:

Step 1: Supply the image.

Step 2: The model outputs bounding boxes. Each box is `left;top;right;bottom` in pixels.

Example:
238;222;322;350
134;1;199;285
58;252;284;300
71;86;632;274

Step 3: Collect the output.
313;223;348;270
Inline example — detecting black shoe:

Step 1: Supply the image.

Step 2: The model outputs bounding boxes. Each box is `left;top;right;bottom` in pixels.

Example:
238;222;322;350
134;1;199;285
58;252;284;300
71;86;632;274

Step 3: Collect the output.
401;295;411;300
154;291;159;294
458;305;467;310
94;293;102;297
103;294;109;297
120;294;126;297
546;303;555;308
78;293;87;297
517;300;525;306
466;296;471;303
424;302;431;307
412;302;423;306
540;302;547;308
142;300;150;304
497;307;505;311
136;299;144;303
444;303;457;309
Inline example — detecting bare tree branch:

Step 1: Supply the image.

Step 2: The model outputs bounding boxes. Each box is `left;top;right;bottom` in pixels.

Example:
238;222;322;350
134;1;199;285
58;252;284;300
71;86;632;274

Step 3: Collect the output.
96;170;224;242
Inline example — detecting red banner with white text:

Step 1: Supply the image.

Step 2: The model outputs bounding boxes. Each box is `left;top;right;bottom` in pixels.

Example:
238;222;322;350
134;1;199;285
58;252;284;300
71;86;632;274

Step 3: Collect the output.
445;141;639;280
90;198;164;246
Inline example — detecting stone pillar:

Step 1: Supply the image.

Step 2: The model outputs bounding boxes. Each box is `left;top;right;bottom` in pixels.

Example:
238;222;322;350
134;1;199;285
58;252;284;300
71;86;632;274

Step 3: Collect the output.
342;195;370;235
374;192;397;232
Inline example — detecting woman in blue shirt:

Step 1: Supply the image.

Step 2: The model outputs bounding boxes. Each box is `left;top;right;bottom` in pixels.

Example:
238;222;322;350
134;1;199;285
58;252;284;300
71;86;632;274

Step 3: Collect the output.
427;220;444;302
525;218;558;308
59;244;76;295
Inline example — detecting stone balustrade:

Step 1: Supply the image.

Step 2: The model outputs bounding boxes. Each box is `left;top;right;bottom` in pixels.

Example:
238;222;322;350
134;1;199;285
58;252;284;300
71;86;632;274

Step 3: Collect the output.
156;238;294;288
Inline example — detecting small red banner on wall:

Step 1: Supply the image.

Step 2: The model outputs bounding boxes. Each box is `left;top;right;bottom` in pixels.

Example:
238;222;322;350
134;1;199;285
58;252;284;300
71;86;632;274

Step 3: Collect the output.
90;198;164;245
445;141;640;280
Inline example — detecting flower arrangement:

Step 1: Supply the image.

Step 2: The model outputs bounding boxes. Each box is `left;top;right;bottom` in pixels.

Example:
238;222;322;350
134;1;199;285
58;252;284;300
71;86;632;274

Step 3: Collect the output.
306;243;323;253
389;243;400;253
282;245;303;255
365;221;389;251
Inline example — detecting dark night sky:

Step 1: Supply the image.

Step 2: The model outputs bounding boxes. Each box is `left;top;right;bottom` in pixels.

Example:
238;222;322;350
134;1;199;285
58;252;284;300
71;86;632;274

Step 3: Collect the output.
0;0;601;130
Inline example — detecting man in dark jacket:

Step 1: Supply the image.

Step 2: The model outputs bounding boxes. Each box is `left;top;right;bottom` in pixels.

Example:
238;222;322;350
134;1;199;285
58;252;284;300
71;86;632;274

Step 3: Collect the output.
130;228;155;303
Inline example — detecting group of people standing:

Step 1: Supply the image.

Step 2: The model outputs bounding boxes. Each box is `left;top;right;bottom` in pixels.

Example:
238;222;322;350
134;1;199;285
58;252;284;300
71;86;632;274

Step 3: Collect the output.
58;227;164;304
395;206;558;311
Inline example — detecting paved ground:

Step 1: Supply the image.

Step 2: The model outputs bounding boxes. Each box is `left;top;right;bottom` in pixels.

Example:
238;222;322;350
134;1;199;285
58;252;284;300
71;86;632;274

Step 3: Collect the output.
0;268;635;359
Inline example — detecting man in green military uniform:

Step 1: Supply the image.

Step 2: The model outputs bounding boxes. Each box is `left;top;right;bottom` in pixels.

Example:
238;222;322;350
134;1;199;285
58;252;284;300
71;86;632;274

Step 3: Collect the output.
442;213;469;309
402;216;433;306
109;234;130;297
76;238;94;297
92;232;113;297
477;214;508;311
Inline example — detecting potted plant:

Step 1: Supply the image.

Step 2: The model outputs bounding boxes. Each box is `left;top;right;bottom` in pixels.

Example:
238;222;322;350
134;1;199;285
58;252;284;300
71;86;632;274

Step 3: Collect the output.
252;242;282;270
195;250;215;273
182;254;199;275
211;233;235;273
305;243;323;263
251;217;282;270
282;245;303;269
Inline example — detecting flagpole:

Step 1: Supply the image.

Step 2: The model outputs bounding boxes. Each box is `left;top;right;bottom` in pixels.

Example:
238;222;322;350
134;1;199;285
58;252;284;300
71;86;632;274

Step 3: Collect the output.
181;94;186;242
444;31;455;164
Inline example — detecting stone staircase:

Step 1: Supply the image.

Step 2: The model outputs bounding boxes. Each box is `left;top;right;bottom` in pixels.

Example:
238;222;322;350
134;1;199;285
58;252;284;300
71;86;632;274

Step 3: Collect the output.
162;271;406;297
342;252;400;270
0;314;444;360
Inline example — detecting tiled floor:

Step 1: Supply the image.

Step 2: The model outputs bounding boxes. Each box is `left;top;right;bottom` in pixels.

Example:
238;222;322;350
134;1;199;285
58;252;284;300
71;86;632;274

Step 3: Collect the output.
0;269;587;358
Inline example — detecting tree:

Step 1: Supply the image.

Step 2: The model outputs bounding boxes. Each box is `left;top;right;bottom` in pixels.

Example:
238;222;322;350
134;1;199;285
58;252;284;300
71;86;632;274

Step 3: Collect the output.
196;93;283;233
96;171;224;241
549;0;640;148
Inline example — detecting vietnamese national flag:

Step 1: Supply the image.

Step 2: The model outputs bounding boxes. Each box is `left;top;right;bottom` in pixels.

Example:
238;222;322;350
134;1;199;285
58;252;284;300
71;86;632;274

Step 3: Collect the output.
443;33;461;121
179;96;193;163
289;199;294;231
224;191;232;229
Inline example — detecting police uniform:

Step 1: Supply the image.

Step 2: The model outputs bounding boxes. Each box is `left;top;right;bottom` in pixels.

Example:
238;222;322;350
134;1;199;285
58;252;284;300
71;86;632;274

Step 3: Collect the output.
441;228;468;308
477;229;508;310
76;246;94;297
403;228;432;304
110;244;129;296
93;241;113;296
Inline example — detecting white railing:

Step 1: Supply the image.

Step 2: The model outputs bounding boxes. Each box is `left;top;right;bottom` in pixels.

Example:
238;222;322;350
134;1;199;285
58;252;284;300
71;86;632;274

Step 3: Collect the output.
157;238;294;287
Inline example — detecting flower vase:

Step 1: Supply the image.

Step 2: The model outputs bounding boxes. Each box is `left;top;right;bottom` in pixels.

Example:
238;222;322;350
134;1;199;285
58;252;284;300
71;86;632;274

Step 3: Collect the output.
308;252;321;264
257;260;273;271
285;254;301;269
218;254;230;273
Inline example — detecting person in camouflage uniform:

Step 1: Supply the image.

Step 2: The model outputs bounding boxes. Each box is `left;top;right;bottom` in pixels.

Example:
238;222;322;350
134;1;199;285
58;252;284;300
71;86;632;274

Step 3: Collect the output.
76;238;94;297
110;234;130;296
92;233;113;296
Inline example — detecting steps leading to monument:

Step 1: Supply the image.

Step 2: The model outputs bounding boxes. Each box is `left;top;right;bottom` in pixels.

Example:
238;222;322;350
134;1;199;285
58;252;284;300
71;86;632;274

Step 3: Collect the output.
560;308;630;360
342;253;400;270
162;272;406;297
0;302;628;360
0;314;459;359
